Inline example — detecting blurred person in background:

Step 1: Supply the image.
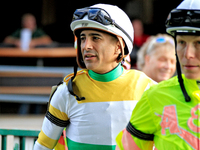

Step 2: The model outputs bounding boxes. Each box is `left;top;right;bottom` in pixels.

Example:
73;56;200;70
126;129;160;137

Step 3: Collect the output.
130;18;150;68
4;13;53;114
3;13;52;48
137;34;176;82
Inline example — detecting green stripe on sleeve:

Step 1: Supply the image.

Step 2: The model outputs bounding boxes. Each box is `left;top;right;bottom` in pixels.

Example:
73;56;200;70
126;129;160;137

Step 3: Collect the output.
67;138;116;150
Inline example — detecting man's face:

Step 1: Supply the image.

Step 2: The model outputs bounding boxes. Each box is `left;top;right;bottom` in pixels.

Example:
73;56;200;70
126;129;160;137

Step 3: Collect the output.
80;30;121;74
176;35;200;80
144;48;176;82
22;16;36;31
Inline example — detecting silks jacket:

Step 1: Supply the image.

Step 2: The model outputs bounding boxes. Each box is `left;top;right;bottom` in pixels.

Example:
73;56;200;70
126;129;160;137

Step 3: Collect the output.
116;74;200;150
33;65;155;150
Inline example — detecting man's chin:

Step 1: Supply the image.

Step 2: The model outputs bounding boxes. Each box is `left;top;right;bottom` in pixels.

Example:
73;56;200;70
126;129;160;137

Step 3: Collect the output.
157;76;170;82
85;64;97;71
184;72;200;80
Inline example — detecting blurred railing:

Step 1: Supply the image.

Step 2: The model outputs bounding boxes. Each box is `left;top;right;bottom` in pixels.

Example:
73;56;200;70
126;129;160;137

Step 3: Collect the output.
0;129;40;150
0;65;74;104
0;46;76;114
0;47;76;58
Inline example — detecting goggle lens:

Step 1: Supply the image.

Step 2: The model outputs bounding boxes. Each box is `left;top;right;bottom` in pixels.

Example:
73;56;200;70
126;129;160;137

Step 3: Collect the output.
167;10;200;27
73;8;110;25
72;7;133;43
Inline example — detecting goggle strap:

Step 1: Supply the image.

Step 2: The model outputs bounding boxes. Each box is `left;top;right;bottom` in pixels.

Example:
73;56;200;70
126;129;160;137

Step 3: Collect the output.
104;15;132;43
174;34;191;102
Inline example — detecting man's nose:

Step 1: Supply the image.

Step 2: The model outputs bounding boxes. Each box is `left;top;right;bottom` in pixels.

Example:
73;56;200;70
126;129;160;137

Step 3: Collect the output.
163;60;171;69
82;38;93;50
184;44;195;59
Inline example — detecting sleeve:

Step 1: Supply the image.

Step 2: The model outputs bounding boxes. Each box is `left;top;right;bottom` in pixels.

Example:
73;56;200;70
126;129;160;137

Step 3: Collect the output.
116;91;156;150
32;28;47;38
10;29;21;38
33;83;70;150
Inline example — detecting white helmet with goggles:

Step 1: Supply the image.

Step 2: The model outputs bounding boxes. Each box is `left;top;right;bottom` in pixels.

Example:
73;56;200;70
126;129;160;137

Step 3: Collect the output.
70;3;134;68
166;0;200;36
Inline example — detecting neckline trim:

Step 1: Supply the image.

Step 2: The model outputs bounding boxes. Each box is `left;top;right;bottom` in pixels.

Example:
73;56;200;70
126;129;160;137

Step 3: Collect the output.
88;64;123;82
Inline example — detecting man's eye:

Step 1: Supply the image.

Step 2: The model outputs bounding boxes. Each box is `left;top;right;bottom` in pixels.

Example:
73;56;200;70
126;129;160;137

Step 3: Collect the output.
80;37;85;41
93;36;99;40
195;41;200;49
178;40;185;44
197;41;200;44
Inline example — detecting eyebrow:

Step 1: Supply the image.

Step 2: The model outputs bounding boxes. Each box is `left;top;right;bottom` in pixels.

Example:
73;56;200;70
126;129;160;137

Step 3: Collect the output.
80;33;102;37
177;35;200;40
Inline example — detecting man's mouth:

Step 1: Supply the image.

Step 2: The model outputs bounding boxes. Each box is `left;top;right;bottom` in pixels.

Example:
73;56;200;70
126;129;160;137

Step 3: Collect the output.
85;55;95;58
183;65;199;69
84;54;96;60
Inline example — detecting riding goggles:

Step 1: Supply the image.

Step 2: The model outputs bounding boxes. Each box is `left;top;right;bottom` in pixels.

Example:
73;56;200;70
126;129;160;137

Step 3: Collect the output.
72;7;132;42
166;9;200;28
155;37;174;45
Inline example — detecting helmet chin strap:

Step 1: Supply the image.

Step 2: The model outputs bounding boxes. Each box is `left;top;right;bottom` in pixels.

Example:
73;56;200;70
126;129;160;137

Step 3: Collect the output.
67;63;85;101
174;34;191;102
116;36;126;62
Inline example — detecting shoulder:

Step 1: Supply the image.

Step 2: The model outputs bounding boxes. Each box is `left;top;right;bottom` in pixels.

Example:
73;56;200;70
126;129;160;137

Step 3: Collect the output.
125;69;156;84
122;69;156;98
146;75;179;97
34;28;45;33
124;69;148;77
123;69;145;77
150;76;178;90
133;76;179;116
49;70;87;111
50;82;69;103
32;28;47;37
50;70;87;106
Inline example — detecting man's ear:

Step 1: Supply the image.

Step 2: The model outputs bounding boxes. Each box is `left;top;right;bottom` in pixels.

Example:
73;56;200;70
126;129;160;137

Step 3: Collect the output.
115;41;122;54
116;37;125;62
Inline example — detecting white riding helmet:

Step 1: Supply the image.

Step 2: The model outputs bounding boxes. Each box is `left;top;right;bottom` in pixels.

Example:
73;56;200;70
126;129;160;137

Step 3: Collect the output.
166;0;200;36
70;4;134;68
